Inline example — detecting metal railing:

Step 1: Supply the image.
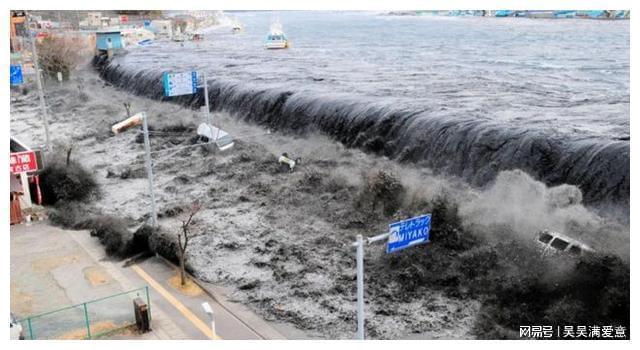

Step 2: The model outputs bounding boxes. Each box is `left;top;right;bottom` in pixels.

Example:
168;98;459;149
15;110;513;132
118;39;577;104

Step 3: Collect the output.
19;286;150;340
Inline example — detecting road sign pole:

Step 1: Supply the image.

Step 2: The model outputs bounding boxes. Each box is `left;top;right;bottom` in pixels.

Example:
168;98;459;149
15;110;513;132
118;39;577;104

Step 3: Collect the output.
348;215;431;340
28;13;51;151
202;72;212;126
141;113;158;227
356;234;365;340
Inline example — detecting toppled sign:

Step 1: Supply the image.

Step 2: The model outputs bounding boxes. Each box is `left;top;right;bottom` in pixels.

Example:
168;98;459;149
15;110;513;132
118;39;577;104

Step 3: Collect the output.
197;122;234;151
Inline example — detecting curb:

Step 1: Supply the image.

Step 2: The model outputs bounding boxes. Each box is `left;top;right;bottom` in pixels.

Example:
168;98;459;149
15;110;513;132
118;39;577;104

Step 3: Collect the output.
155;254;287;340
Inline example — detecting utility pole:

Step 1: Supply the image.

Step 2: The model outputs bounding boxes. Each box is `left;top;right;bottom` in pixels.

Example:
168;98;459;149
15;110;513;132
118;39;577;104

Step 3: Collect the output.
27;12;52;151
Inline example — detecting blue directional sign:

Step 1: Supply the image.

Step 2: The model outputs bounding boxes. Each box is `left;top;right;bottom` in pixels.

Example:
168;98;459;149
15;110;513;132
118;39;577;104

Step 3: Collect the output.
386;214;431;253
10;64;24;86
162;71;198;97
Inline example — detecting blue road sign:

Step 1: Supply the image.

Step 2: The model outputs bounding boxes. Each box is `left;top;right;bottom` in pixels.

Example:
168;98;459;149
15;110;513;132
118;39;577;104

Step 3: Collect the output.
386;214;431;253
162;71;198;97
10;64;24;86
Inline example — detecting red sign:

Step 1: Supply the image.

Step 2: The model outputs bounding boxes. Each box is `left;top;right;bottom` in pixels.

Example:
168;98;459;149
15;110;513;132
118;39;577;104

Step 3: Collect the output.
10;151;38;174
120;15;129;24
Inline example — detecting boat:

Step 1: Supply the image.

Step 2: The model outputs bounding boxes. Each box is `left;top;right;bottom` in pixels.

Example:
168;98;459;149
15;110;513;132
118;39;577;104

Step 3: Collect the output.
232;22;243;33
265;21;289;49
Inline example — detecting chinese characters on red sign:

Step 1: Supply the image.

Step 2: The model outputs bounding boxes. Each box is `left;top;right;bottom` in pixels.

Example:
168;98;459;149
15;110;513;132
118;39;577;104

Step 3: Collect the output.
10;151;38;174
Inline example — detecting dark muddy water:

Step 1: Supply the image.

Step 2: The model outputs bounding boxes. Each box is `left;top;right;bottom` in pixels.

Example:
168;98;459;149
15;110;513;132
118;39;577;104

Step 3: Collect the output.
102;11;630;210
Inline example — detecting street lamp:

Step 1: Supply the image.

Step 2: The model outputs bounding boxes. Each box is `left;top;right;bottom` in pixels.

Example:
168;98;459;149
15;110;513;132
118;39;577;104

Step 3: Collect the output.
112;112;157;227
201;301;216;338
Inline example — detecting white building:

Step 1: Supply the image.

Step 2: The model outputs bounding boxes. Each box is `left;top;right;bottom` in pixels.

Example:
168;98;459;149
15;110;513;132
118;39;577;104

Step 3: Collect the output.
150;20;173;37
87;12;102;27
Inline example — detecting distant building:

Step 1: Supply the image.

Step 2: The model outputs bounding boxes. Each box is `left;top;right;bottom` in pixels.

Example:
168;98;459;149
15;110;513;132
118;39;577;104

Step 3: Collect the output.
87;12;102;27
527;11;555;18
10;11;27;52
96;30;123;54
150;20;173;37
100;17;111;27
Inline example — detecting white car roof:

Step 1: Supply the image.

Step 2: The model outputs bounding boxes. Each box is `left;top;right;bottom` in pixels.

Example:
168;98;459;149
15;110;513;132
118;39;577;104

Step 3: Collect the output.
538;230;594;252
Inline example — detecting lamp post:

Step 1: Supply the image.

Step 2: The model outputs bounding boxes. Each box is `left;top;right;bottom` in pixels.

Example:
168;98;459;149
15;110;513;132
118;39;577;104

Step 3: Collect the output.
111;112;157;227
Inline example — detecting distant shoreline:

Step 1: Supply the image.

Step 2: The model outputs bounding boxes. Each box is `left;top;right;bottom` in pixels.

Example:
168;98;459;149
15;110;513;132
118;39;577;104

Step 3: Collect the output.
384;10;630;20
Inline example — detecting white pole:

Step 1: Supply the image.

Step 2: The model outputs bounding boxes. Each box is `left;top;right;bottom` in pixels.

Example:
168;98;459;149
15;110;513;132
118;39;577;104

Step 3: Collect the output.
19;172;33;209
203;71;211;125
28;13;52;151
356;234;365;340
141;113;158;227
202;72;221;143
210;315;216;338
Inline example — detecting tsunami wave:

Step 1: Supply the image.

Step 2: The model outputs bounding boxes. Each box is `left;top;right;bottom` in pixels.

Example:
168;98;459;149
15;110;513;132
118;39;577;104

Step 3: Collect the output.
96;58;629;214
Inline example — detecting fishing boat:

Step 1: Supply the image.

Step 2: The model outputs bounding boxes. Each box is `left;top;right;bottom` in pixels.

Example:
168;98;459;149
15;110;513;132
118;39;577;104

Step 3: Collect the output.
265;21;289;49
232;22;243;33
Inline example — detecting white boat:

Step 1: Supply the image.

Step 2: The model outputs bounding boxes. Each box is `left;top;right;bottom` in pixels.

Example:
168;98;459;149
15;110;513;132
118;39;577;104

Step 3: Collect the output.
232;22;243;33
265;21;289;49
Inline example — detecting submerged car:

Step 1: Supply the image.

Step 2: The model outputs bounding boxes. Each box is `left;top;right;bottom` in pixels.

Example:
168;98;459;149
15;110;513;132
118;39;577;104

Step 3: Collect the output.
536;230;594;257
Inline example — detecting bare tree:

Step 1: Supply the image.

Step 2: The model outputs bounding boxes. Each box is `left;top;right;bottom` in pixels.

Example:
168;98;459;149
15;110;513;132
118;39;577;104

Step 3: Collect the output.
36;34;89;80
52;138;76;166
177;202;202;286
